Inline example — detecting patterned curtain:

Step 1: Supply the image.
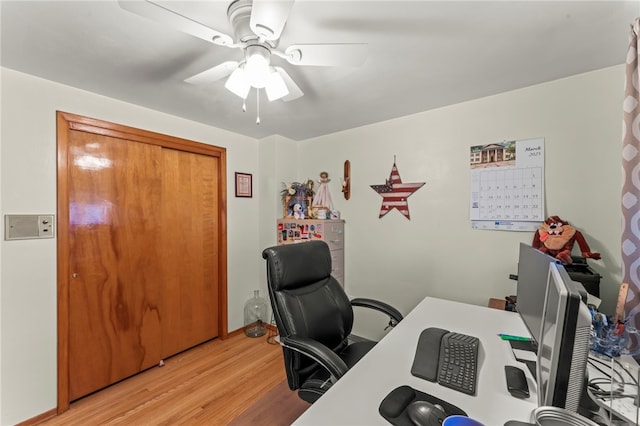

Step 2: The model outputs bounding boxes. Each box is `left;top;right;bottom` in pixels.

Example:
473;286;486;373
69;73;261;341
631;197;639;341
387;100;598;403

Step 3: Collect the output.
622;18;640;325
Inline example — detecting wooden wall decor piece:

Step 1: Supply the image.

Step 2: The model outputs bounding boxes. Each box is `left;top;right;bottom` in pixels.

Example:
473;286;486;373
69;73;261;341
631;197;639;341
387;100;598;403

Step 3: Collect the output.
342;160;351;200
370;158;425;220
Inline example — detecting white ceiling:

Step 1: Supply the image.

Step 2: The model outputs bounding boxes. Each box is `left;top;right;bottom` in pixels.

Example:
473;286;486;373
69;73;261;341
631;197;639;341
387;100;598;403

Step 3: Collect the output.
1;1;638;141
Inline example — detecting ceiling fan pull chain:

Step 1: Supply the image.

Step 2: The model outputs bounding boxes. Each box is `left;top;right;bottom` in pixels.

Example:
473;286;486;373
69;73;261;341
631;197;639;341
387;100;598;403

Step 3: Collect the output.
242;98;247;113
256;89;261;125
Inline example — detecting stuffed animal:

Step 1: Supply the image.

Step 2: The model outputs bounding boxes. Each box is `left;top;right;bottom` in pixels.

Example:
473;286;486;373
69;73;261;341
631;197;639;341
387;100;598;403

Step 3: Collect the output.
293;203;305;219
532;215;601;264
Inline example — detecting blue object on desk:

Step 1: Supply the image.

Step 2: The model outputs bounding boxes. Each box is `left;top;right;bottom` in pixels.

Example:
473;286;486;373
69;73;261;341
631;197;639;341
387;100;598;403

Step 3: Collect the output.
442;415;485;426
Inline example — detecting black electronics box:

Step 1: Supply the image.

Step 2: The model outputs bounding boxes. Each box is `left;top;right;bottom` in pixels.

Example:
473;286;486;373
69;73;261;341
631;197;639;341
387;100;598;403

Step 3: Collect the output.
564;256;602;297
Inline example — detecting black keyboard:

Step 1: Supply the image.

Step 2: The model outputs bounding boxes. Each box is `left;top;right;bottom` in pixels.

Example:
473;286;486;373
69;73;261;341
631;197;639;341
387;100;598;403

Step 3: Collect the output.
437;332;479;395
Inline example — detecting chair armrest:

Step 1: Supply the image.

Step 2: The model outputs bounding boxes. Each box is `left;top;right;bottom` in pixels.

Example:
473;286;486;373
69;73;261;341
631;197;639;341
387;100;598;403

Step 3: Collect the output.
351;297;404;327
280;335;349;381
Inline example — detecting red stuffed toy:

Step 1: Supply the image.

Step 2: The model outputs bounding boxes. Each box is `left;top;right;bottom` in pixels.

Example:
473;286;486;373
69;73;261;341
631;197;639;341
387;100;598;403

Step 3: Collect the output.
532;216;601;264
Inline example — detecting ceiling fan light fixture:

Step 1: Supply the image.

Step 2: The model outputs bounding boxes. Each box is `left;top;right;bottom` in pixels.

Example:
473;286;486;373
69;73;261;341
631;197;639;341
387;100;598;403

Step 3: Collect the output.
244;44;271;88
264;70;289;101
225;67;250;99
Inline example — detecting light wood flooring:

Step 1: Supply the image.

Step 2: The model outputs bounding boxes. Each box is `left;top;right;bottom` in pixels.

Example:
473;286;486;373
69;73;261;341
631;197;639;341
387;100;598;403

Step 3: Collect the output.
34;331;308;425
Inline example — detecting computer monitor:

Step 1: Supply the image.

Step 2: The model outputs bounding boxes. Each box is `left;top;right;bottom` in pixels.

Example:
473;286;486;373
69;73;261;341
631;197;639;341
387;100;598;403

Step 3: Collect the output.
537;262;591;412
516;243;559;344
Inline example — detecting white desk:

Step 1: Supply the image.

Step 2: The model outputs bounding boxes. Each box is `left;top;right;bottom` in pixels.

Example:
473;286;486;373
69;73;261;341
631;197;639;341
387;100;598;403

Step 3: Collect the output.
292;297;539;425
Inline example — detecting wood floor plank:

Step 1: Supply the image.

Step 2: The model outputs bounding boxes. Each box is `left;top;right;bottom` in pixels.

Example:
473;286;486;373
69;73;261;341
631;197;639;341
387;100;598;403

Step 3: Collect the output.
228;380;310;426
36;332;307;425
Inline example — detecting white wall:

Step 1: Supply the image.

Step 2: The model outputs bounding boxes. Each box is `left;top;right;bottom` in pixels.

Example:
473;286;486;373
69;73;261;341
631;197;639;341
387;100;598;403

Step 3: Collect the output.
0;67;260;425
296;65;624;339
257;135;298;289
253;134;299;317
0;64;626;424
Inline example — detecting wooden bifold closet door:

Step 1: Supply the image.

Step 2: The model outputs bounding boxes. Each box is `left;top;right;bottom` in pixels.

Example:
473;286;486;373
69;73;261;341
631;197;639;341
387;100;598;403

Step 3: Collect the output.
160;148;220;357
57;112;227;409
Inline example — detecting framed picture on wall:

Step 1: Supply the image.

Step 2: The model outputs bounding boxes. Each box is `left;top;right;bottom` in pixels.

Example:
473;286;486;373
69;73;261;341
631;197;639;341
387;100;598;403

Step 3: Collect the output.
235;172;252;198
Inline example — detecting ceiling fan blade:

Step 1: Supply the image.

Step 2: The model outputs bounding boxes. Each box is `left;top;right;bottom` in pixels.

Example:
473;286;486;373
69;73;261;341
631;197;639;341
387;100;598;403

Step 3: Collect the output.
284;43;368;67
250;0;295;41
184;61;240;85
118;0;234;47
274;67;303;102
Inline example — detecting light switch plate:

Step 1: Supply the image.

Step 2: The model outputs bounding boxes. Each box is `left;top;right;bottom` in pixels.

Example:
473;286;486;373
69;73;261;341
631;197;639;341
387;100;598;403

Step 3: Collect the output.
5;214;55;240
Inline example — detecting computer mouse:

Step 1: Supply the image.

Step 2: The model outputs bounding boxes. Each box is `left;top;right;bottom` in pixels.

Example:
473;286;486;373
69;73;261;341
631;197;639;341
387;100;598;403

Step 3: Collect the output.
406;400;447;426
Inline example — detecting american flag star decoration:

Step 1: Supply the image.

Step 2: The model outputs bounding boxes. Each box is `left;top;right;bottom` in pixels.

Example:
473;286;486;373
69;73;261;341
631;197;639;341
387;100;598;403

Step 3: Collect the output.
370;159;425;220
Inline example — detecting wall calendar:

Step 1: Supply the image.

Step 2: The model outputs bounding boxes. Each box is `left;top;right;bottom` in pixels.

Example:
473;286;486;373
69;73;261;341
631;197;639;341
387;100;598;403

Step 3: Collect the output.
470;138;545;231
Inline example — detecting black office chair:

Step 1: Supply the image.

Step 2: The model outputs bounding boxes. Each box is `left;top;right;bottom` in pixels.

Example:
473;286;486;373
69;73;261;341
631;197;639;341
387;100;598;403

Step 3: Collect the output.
262;240;404;403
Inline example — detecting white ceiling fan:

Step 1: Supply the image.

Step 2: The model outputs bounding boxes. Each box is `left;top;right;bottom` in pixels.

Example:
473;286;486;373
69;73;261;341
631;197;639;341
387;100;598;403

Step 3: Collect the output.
118;0;368;106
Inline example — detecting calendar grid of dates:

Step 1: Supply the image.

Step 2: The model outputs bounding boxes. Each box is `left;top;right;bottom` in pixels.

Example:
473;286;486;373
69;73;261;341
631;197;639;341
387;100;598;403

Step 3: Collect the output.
473;167;543;221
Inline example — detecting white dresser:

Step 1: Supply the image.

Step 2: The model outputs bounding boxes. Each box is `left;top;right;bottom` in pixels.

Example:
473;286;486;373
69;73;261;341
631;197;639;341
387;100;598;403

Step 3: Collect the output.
276;219;345;287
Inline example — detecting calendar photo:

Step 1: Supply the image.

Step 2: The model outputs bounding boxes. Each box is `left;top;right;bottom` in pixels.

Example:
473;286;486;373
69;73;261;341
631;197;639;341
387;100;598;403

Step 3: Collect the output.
470;138;545;231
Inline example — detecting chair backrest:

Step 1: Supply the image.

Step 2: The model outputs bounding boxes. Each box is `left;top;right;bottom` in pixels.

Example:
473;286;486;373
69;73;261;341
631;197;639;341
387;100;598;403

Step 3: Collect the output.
262;240;354;390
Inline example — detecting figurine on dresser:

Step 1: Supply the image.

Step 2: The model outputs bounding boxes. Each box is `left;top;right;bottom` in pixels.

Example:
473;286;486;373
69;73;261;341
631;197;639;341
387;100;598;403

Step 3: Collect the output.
313;171;334;211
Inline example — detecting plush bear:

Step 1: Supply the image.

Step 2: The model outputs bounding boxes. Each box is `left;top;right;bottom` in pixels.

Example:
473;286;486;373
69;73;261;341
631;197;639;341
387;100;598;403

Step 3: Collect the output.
532;216;601;264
